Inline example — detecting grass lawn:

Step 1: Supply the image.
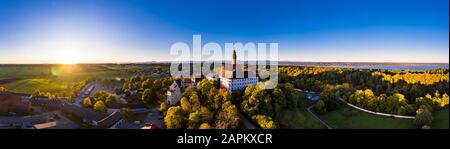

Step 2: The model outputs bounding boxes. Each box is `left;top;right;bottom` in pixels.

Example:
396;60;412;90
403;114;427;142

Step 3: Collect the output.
278;109;325;129
431;108;449;129
320;106;416;129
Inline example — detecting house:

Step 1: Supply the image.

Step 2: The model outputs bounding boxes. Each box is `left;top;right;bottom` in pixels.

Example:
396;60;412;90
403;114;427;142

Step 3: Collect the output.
0;92;31;116
106;103;147;109
30;98;63;110
166;80;182;106
61;103;107;126
97;111;123;129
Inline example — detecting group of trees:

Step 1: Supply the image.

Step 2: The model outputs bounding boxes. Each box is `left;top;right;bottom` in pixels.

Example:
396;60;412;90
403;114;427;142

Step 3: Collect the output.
345;88;448;127
82;90;117;113
280;66;449;128
347;89;414;115
279;67;449;103
241;83;304;129
161;79;240;129
0;86;7;92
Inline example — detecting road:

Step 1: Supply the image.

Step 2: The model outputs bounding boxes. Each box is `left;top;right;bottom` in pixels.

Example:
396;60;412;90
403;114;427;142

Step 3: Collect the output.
238;112;258;129
306;105;333;129
295;88;333;129
74;82;94;106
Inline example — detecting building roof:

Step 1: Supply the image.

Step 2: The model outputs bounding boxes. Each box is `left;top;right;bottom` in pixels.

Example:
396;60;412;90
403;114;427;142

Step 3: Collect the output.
61;103;107;121
97;111;122;129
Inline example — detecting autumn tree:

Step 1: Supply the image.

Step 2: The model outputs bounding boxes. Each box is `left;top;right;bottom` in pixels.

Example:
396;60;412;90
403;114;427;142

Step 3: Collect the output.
94;101;107;113
253;115;278;129
180;97;191;112
188;111;201;129
164;106;185;129
83;97;93;108
120;108;132;121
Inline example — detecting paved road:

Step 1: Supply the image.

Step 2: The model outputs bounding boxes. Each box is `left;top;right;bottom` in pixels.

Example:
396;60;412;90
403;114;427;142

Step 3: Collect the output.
238;112;258;129
295;88;333;129
306;105;333;129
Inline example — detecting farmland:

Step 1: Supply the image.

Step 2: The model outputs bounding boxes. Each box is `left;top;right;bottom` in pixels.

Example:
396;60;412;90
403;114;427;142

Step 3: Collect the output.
0;64;170;96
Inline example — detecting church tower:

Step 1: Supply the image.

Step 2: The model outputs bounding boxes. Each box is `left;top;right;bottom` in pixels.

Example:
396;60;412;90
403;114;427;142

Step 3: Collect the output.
232;50;236;71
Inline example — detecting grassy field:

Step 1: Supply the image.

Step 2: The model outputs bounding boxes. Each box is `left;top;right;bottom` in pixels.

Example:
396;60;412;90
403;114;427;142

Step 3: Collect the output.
278;109;325;129
432;108;449;129
320;106;416;129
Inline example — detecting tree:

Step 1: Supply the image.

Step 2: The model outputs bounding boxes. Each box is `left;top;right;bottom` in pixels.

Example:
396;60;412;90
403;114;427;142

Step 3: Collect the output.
314;100;326;114
199;106;213;123
197;79;215;100
160;102;168;113
0;86;7;92
83;97;93;108
106;95;117;104
189;92;201;112
164;106;185;129
320;87;339;111
180;97;191;112
120;108;132;121
199;123;213;129
94;101;107;113
142;88;155;105
141;79;153;90
414;107;433;128
397;106;407;115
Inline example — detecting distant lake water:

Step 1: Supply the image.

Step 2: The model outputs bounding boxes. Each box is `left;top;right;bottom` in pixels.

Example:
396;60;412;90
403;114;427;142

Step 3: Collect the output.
325;65;449;71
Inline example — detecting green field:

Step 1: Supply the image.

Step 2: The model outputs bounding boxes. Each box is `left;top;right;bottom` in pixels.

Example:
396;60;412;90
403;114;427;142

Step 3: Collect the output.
432;108;449;129
278;109;325;129
320;106;416;129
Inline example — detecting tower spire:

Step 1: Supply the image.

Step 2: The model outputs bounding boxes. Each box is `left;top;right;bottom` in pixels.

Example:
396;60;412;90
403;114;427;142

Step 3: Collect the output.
232;50;236;71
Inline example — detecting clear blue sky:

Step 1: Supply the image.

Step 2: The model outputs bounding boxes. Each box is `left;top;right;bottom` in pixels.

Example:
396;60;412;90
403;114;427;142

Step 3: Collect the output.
0;0;448;63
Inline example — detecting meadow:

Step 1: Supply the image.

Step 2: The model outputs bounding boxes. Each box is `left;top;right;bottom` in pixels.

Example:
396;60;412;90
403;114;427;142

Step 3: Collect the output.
319;106;417;129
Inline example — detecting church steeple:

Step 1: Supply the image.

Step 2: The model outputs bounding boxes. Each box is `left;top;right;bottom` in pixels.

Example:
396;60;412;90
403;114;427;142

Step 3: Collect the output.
232;50;236;71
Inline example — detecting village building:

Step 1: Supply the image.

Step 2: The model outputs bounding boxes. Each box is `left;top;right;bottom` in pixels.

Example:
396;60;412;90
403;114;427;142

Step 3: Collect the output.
0;92;31;116
166;80;182;106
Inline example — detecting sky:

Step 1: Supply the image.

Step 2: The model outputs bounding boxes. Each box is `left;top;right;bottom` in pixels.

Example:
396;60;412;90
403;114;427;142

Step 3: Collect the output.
0;0;448;64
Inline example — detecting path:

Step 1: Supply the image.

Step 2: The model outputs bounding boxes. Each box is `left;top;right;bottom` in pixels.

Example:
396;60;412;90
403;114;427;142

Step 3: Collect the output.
295;88;333;129
238;112;258;129
306;105;333;129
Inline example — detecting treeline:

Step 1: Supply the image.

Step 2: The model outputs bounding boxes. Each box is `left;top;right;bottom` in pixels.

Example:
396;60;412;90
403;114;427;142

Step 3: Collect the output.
241;83;304;129
160;79;240;129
